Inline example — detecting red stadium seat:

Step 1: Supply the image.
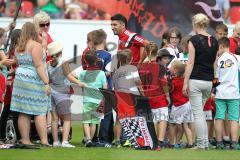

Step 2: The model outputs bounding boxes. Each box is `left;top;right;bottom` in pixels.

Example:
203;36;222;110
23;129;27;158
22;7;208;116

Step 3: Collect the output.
21;1;34;17
230;6;240;24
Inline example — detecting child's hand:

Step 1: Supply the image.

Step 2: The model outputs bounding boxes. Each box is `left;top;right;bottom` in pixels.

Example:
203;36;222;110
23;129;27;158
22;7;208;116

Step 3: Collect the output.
212;78;220;88
2;58;14;66
9;22;16;30
44;84;51;96
182;83;188;97
210;93;215;98
39;32;48;49
78;82;87;88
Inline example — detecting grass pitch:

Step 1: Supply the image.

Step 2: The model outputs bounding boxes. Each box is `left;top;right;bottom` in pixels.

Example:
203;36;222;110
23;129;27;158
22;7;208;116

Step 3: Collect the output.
0;122;240;160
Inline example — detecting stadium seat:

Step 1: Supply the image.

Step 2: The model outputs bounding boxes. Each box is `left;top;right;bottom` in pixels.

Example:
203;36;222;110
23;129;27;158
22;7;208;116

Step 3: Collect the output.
230;7;240;24
230;0;240;2
21;1;34;17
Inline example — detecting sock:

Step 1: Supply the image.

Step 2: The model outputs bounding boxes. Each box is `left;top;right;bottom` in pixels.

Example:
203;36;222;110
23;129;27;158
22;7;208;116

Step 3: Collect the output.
223;136;230;142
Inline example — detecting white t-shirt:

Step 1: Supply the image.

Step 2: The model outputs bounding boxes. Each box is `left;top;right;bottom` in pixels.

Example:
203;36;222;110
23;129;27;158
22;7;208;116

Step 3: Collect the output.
166;45;178;68
112;65;141;95
216;52;240;99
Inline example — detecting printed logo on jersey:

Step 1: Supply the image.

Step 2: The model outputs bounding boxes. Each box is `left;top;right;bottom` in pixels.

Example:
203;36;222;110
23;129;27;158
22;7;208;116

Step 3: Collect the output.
220;59;234;69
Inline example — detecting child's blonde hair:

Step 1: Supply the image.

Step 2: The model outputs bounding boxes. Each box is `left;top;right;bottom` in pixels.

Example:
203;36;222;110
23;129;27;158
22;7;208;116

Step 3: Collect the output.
172;60;186;77
145;41;158;61
117;49;132;68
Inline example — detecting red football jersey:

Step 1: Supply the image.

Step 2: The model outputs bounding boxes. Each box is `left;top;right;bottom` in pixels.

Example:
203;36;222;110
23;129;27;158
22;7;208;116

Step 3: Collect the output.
229;37;238;54
0;72;6;103
139;62;169;109
171;77;189;107
81;47;90;70
204;97;216;112
118;29;145;64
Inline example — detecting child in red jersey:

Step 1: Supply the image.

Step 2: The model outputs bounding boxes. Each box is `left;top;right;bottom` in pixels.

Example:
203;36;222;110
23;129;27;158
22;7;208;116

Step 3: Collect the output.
0;71;5;108
139;45;174;148
169;60;194;148
0;58;6;144
82;30;96;70
140;48;173;147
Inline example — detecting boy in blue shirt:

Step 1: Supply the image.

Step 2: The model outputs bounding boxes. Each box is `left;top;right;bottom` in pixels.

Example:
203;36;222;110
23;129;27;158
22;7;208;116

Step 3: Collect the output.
79;52;108;147
92;29;114;145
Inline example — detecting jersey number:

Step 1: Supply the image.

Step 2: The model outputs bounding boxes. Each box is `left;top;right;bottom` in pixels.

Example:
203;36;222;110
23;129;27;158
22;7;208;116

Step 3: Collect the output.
220;61;224;68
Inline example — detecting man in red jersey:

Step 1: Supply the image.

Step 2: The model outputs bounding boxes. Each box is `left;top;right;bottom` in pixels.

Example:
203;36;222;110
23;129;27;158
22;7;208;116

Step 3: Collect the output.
110;14;149;67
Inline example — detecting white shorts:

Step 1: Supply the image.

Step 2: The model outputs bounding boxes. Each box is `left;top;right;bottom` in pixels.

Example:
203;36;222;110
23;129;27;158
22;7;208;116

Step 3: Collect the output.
204;110;213;121
169;101;194;124
151;107;168;122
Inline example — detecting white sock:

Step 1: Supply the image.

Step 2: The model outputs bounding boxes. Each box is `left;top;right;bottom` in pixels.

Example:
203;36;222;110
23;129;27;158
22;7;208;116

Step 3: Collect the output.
223;136;230;141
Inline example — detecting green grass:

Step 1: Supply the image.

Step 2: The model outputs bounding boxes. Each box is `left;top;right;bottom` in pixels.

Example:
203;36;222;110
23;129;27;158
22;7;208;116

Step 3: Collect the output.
0;122;240;160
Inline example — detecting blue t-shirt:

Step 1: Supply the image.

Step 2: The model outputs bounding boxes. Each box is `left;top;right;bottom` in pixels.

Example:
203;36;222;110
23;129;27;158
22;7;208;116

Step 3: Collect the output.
96;50;112;90
79;70;107;104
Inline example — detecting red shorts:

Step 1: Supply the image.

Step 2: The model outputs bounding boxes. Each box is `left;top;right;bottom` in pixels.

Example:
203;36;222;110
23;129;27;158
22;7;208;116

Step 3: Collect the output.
0;73;6;102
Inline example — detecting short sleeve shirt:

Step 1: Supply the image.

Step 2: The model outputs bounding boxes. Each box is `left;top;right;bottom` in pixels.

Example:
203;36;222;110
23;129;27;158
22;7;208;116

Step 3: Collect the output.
229;37;238;54
216;52;240;99
190;34;218;81
79;70;107;104
0;72;6;102
171;77;189;107
139;62;169;108
112;65;141;95
118;29;145;64
81;47;90;70
96;50;112;90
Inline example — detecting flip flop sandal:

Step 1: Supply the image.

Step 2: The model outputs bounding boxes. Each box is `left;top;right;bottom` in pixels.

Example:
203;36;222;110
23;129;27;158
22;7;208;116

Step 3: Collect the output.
15;143;40;149
39;143;52;148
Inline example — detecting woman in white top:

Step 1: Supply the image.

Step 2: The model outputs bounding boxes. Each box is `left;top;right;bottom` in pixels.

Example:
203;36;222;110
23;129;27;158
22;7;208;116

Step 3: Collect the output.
166;27;182;67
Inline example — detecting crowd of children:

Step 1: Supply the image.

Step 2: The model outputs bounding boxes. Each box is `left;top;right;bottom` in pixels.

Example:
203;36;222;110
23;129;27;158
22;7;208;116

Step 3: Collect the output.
0;12;240;150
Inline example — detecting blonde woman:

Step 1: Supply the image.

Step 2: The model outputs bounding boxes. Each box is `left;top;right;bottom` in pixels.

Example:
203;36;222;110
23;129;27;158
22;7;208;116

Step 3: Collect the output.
183;13;218;149
33;11;53;132
10;22;51;147
33;11;53;52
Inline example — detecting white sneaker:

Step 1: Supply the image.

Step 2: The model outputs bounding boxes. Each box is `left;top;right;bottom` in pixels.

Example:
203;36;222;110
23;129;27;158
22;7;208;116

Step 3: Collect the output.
53;141;62;147
62;141;75;148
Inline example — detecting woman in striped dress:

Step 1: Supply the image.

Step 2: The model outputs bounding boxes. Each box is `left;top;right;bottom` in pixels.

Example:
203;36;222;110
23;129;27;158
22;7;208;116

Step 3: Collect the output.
10;22;51;146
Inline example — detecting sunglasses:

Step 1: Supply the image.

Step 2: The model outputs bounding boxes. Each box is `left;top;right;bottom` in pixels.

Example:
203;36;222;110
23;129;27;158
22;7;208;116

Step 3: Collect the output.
51;55;57;58
50;52;62;58
39;22;50;27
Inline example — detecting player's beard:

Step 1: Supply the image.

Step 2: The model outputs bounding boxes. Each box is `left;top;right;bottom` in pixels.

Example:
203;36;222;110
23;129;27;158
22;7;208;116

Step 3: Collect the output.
112;30;118;35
